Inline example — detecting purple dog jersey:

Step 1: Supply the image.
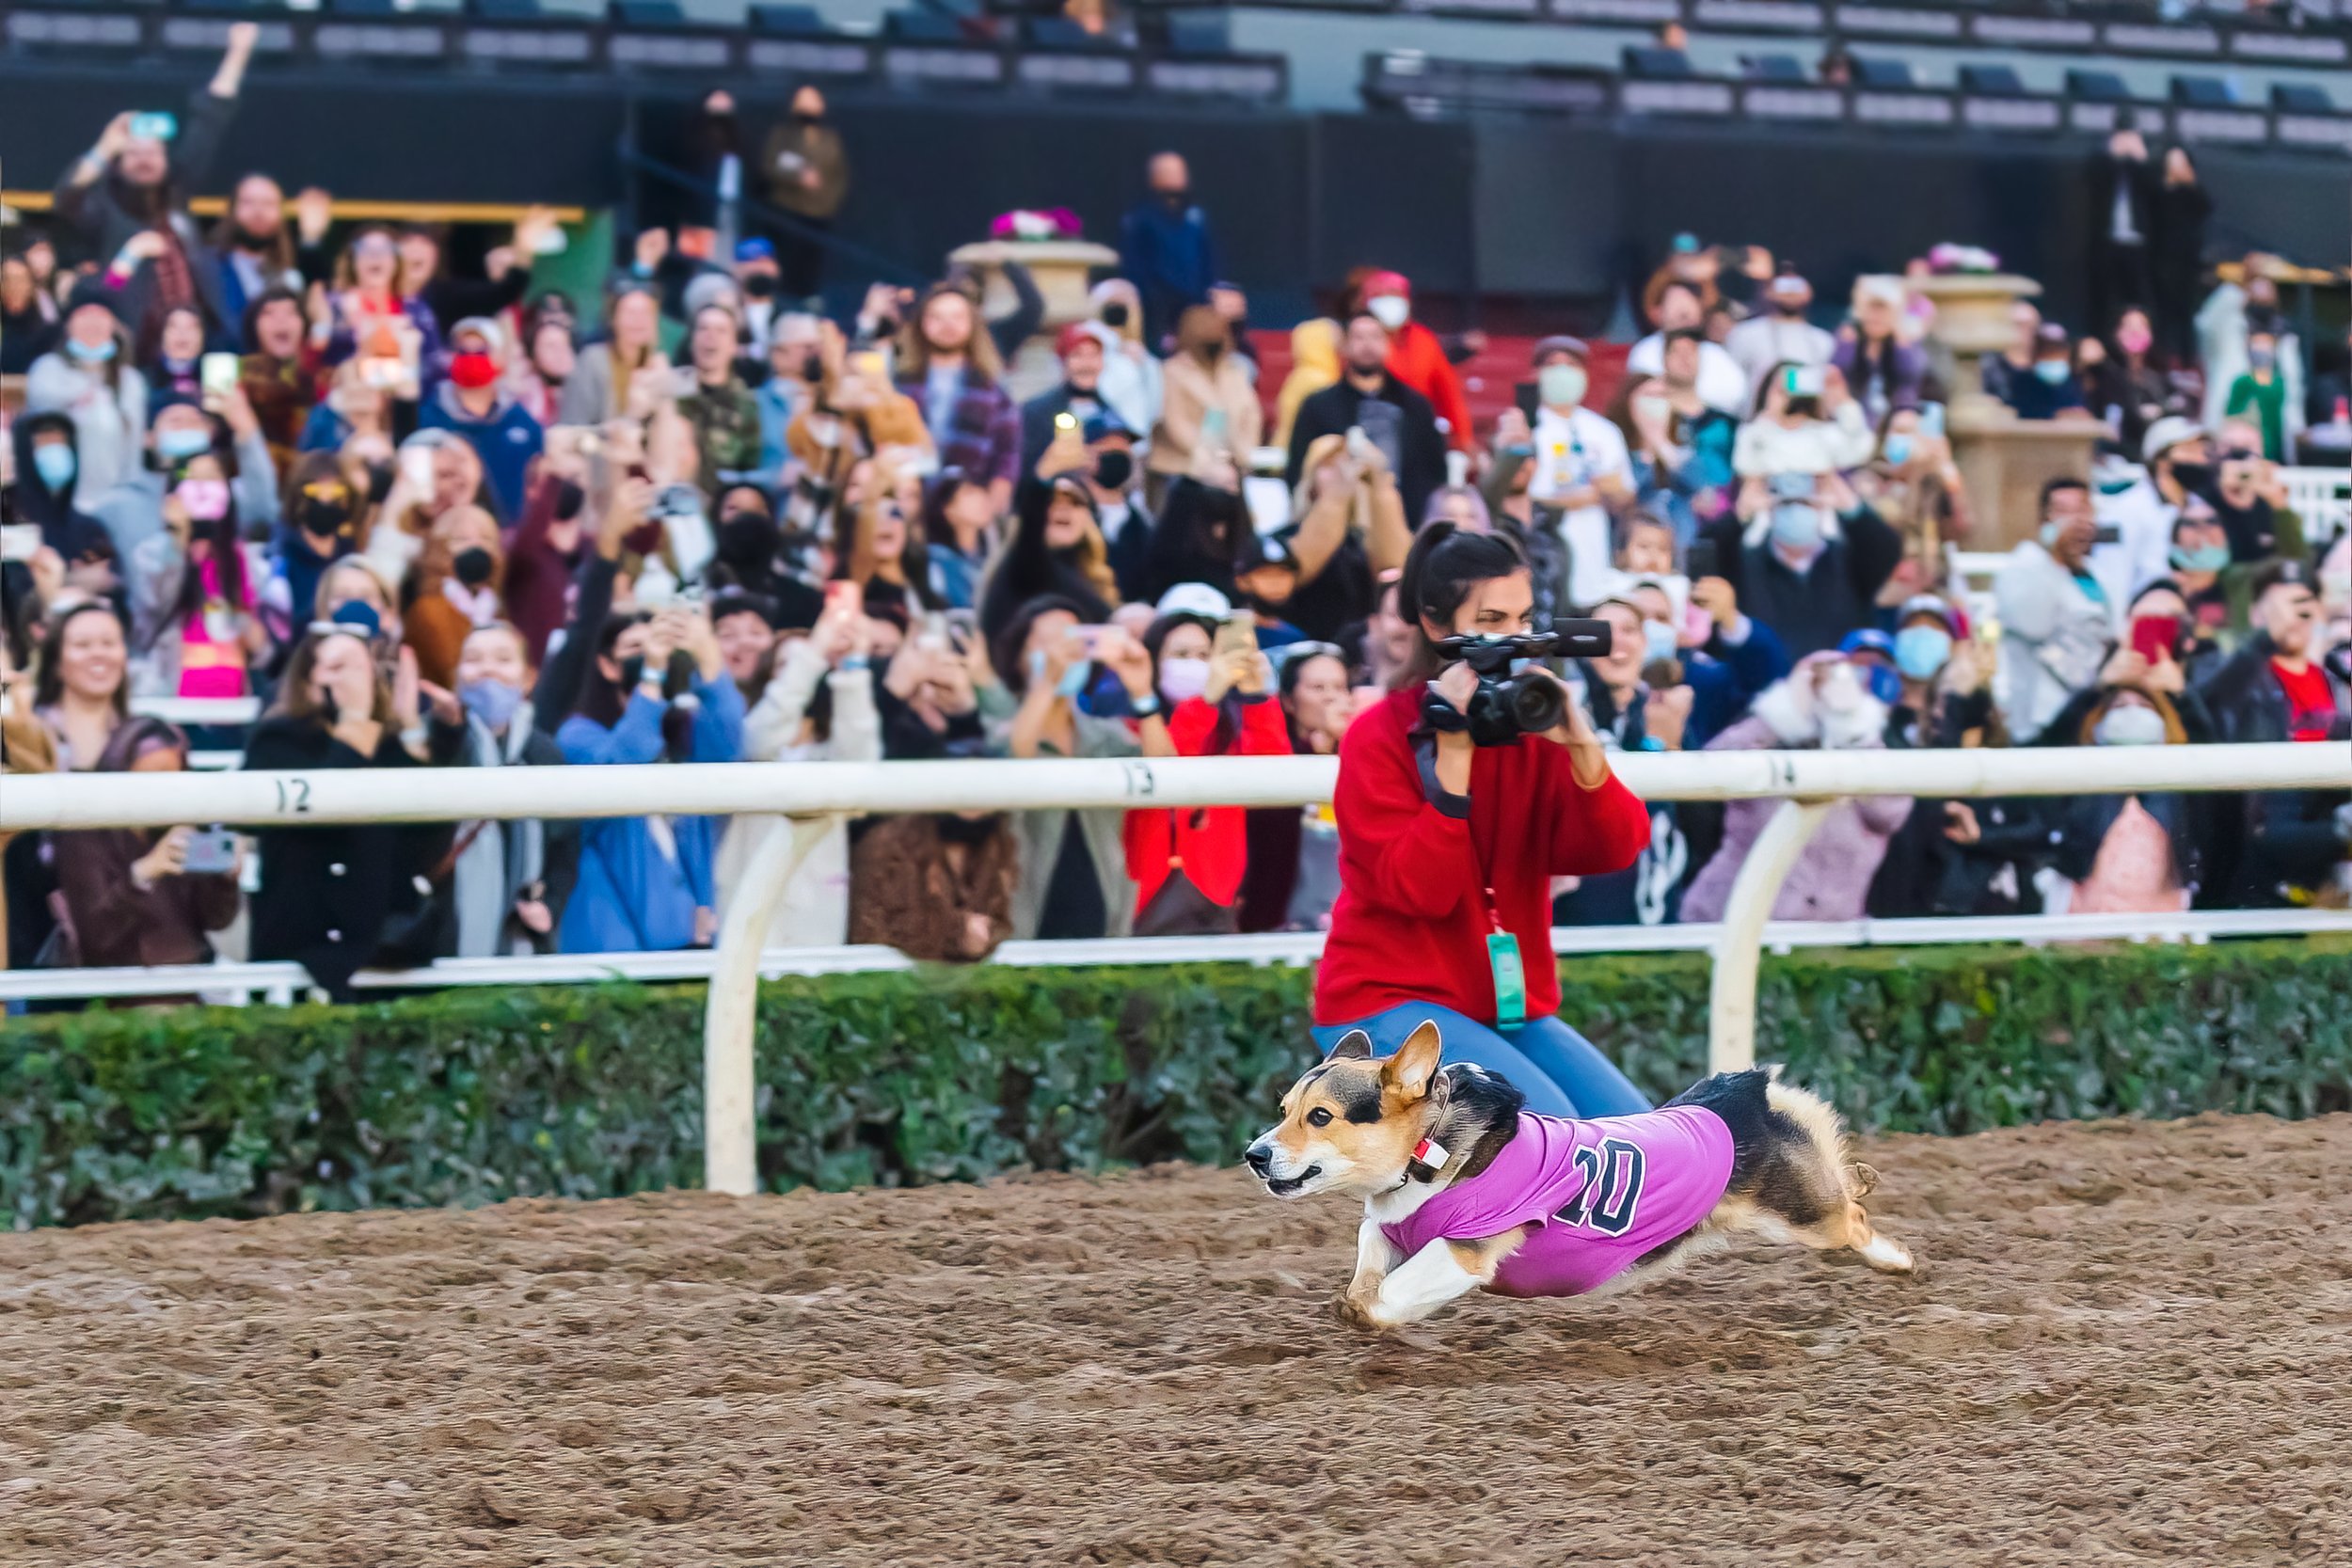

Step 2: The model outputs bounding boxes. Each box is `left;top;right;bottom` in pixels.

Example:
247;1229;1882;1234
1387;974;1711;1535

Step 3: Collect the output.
1383;1107;1738;1298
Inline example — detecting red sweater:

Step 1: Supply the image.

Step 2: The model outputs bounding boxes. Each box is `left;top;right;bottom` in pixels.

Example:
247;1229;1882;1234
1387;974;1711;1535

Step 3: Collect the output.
1125;694;1294;908
1385;321;1474;453
1313;688;1651;1025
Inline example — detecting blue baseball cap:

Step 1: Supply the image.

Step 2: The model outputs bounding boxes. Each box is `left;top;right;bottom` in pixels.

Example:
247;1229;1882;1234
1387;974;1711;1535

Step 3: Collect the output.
734;237;775;263
1837;628;1895;661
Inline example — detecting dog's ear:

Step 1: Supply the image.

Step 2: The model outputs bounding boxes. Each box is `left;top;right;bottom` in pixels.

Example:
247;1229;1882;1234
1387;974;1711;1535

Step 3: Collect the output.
1381;1019;1444;1101
1326;1029;1374;1062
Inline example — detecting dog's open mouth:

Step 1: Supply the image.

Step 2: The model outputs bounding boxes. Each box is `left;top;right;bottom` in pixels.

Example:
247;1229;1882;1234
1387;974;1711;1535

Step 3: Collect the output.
1263;1165;1322;1197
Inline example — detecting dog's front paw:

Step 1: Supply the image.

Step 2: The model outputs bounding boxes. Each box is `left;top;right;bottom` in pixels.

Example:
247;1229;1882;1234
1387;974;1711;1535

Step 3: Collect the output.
1328;1290;1387;1335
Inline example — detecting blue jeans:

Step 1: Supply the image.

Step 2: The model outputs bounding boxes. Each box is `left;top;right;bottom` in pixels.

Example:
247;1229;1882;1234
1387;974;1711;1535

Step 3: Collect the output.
1311;1003;1652;1120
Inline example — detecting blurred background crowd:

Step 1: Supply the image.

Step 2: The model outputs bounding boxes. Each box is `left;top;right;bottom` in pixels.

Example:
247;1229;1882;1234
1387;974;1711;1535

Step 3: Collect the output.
1;24;2346;1002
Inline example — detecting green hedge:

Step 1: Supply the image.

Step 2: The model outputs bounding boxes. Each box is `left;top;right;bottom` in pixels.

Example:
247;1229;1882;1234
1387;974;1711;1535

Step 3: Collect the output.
4;939;2348;1228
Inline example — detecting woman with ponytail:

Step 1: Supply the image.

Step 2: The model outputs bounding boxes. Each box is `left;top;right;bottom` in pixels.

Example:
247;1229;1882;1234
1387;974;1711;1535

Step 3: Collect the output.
1311;521;1657;1117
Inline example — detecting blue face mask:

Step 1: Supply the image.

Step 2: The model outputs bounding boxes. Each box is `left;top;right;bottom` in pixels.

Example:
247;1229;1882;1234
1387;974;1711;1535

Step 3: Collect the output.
458;677;526;733
66;337;117;364
1769;501;1823;550
1642;619;1677;665
32;444;77;492
2171;544;2230;573
1892;625;1951;682
155;426;212;463
1881;435;1915;468
2032;359;2069;386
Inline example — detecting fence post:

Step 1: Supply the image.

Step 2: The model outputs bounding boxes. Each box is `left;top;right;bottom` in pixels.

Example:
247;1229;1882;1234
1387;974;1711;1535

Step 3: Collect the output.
702;816;836;1196
1708;798;1833;1074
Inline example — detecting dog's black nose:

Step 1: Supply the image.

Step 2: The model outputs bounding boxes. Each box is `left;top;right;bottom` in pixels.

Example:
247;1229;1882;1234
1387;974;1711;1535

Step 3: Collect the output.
1243;1142;1274;1177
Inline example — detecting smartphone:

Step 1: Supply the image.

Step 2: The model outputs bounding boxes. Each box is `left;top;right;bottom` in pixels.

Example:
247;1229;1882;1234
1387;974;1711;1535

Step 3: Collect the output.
1685;537;1720;580
127;110;178;143
1767;470;1816;499
400;445;436;496
850;350;886;382
1210;610;1257;664
1200;407;1229;444
2130;615;2183;664
1917;403;1947;438
199;352;241;402
1783;365;1826;400
182;828;239;876
2093;523;2122;546
1550;617;1614;660
0;523;41;563
1053;411;1079;436
822;578;861;618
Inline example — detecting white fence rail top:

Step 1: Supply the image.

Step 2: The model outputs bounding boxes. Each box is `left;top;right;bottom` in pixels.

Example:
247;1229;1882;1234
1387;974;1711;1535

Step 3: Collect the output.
1;744;2343;832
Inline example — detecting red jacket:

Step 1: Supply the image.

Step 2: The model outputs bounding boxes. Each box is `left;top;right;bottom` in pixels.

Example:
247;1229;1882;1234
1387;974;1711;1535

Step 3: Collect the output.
1125;694;1294;909
1314;688;1651;1025
1385;321;1473;453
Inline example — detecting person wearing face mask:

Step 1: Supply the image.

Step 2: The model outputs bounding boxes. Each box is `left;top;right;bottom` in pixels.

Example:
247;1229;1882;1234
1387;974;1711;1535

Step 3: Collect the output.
24;282;147;510
1074;413;1155;604
2210;437;2300;570
1081;279;1164;441
2081;307;2184;455
1855;405;1972;610
261;455;362;653
1285;312;1448;527
1122;610;1292;934
1351;271;1472;455
127;451;266;699
1725;271;1835;404
1997;322;2094;421
2224;329;2293;463
2029;685;2200;918
1516;336;1633;610
9;413;115;572
2095;415;2214;610
1703;465;1900;662
1681;655;1913;925
1118;151;1217;350
411;621;579;959
245;605;449;1001
2198;261;2305;437
1995;478;2119;740
1863;596;2037;919
401;507;505;690
416;317;543;522
2195;560;2352;907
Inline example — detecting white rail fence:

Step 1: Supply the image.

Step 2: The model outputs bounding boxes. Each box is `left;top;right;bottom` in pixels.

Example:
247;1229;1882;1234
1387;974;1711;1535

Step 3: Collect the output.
3;745;2345;1195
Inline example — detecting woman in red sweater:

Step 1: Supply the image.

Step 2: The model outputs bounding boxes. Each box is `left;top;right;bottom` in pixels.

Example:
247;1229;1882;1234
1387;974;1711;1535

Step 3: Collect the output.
1313;523;1654;1117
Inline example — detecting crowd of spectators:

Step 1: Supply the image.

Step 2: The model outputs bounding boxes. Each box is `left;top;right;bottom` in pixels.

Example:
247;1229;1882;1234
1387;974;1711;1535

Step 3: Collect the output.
2;31;2347;1000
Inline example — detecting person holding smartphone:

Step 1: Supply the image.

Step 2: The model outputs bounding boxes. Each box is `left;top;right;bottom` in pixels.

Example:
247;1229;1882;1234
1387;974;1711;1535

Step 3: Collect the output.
49;717;242;985
1311;522;1656;1119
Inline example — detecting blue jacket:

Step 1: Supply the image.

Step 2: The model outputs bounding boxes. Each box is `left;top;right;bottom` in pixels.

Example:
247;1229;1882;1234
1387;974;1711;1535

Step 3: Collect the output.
554;677;746;954
418;383;544;523
1118;198;1218;346
1684;617;1792;752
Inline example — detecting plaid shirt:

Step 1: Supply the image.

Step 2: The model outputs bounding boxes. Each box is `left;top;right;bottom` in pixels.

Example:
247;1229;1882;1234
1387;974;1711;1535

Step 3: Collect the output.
898;371;1021;489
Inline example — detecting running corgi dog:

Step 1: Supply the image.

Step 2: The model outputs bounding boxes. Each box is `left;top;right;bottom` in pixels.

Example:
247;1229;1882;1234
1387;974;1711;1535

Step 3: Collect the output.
1244;1019;1914;1332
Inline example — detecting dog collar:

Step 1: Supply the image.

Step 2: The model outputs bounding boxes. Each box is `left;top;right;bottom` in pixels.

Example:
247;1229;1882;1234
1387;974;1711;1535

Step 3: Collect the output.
1405;1136;1450;1182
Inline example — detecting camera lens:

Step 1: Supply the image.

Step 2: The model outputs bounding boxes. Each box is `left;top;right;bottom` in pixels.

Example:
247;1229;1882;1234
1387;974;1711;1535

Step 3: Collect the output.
1502;673;1565;736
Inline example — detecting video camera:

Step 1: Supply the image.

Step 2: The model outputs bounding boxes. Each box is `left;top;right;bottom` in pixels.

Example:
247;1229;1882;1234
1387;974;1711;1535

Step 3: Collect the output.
1422;619;1613;747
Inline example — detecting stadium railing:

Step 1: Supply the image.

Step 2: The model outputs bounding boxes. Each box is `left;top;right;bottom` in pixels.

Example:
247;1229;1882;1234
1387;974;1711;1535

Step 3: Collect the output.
4;743;2344;1193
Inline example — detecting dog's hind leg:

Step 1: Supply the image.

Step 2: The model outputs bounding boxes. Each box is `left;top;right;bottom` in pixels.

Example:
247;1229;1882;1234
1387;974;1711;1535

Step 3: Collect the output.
1751;1082;1915;1274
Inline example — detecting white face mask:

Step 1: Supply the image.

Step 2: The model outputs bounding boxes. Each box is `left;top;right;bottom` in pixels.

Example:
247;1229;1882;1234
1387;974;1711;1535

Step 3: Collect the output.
1538;363;1586;410
1641;619;1677;665
1815;660;1867;715
2094;704;2169;746
1367;295;1409;331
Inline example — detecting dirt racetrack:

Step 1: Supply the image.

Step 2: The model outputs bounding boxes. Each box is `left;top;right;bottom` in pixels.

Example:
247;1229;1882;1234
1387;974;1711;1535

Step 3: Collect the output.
3;1112;2348;1566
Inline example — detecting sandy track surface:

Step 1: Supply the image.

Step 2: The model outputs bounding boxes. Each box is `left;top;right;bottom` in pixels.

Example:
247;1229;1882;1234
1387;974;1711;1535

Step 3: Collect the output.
3;1112;2348;1565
